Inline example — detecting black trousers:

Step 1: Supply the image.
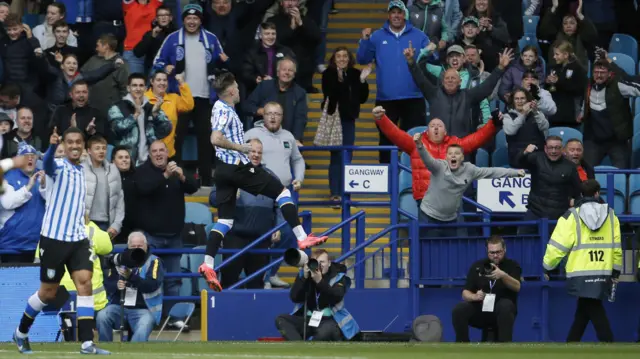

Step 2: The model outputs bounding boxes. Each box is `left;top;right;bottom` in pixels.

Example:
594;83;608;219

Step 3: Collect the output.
220;232;269;289
567;297;614;342
375;98;427;164
275;314;343;341
175;97;214;185
583;139;629;169
452;299;516;342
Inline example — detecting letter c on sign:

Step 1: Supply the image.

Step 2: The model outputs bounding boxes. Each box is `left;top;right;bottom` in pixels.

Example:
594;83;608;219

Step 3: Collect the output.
363;180;371;189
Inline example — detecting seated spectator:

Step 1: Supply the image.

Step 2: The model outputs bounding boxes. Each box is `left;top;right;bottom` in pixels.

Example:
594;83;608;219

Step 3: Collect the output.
0;143;44;263
108;73;172;165
32;2;77;50
0;113;13;135
406;44;512;138
123;0;164;75
373;105;498;207
452;235;521;342
133;5;176;75
465;0;510;54
1;14;46;94
539;1;596;69
412;128;524;237
246;57;308;143
0;84;49;143
50;81;105;139
265;0;321;93
516;136;582;234
45;54;124;110
83;135;124;239
97;232;164;342
503;88;549;167
321;48;370;205
580;59;640;169
408;0;450;51
111;146;137;244
546;41;585;128
44;20;79;67
499;45;544;103
145;72;194;161
453;16;500;72
242;22;296;96
209;139;276;289
81;34;129;117
564;138;594;182
275;249;359;341
1;108;43;158
520;69;557;117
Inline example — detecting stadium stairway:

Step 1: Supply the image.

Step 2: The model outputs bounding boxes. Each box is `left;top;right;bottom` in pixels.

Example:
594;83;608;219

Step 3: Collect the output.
187;1;409;287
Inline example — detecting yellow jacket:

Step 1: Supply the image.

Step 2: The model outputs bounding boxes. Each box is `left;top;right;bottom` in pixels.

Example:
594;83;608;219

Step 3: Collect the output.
145;83;194;158
543;201;622;300
36;222;113;310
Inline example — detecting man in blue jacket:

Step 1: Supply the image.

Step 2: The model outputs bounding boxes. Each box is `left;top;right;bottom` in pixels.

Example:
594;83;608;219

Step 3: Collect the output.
208;138;279;289
356;0;434;164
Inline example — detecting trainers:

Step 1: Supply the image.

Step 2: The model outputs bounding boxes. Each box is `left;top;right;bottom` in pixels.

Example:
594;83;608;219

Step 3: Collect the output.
13;331;32;354
199;264;222;292
298;234;328;249
269;275;291;288
80;343;111;355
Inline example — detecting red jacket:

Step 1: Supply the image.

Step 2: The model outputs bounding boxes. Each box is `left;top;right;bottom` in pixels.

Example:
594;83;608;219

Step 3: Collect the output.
376;115;497;200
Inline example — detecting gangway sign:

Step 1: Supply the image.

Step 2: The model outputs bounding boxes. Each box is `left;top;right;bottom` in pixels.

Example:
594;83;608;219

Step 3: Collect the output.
476;175;531;212
343;165;389;194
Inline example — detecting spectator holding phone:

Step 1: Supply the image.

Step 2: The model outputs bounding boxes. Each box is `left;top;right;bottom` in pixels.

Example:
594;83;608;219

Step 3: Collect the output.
502;87;549;167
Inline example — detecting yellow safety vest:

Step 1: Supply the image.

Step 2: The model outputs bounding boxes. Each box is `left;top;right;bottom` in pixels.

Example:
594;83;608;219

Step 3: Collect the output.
35;222;113;311
543;205;622;300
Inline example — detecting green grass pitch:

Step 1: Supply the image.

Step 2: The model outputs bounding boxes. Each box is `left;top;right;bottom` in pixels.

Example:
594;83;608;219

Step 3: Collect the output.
0;342;638;359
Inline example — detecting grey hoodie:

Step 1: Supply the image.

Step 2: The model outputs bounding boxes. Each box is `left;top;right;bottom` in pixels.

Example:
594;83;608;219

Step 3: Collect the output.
417;142;520;221
245;121;305;187
578;201;610;232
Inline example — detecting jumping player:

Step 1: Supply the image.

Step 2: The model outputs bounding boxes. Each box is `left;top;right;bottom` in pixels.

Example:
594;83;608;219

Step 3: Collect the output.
199;71;328;291
13;127;110;355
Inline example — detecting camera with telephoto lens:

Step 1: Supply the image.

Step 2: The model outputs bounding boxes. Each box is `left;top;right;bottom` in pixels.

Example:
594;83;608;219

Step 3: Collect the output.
284;248;319;272
107;248;146;268
476;261;495;276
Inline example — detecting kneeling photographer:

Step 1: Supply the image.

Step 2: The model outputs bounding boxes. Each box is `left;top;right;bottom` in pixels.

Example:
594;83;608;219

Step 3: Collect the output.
452;235;522;342
275;249;360;341
96;232;165;342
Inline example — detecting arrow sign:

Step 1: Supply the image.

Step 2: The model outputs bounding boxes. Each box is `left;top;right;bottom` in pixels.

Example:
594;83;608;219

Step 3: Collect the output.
349;180;359;188
498;191;516;208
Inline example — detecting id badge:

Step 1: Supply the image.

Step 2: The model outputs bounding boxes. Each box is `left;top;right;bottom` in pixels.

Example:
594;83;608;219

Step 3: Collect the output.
308;311;323;327
124;288;138;306
482;293;496;312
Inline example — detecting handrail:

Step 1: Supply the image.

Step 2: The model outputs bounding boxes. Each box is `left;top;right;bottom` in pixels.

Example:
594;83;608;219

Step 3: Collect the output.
335;223;406;263
227;210;367;290
213;222;287;272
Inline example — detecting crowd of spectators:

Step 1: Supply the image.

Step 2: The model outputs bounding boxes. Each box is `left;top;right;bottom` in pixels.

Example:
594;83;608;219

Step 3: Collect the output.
0;0;639;338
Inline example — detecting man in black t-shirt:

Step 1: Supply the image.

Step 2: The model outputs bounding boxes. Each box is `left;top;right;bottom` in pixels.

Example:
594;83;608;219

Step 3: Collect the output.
452;235;522;342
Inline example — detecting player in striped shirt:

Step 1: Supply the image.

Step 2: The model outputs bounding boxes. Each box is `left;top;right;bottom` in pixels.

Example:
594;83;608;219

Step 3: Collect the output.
199;71;328;291
13;127;110;355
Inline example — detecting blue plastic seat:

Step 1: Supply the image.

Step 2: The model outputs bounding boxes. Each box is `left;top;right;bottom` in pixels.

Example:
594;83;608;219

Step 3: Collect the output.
185;202;212;226
495;129;507;150
182;135;198;161
491;147;510;168
628;174;640;214
399;189;418;222
609;33;638;63
475;148;489;167
518;36;541;55
635;97;640;117
399;152;412;193
608;53;636;76
594;166;626;215
634;113;640;135
632;133;640;168
548;127;582;144
523;16;539;36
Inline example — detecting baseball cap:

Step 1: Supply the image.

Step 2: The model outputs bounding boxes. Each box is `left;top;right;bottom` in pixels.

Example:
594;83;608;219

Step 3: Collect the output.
447;45;465;56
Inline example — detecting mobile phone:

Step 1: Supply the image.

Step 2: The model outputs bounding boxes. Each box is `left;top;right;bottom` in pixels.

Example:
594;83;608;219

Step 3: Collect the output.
490;109;500;120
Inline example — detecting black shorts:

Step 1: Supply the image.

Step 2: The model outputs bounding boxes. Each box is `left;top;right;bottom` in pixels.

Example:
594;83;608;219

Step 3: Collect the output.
214;160;284;219
39;236;94;284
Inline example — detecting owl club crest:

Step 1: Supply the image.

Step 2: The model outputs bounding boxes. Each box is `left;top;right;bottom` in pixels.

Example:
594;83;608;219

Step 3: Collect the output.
176;46;185;61
205;50;212;63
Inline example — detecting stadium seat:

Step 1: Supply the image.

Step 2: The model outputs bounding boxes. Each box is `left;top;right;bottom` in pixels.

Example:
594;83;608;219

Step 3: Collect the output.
548;127;582;144
634;113;640;135
523;16;539;36
476;148;489;167
182;135;198;161
518;36;541;54
491;147;509;168
407;126;427;136
609;33;638;63
399;153;412;192
179;255;193;297
399;189;418;221
628;174;640;214
635;97;640;117
156;302;195;341
632;133;640;168
608;53;636;76
495;129;507;149
106;144;114;162
185;203;212;226
594;166;626;215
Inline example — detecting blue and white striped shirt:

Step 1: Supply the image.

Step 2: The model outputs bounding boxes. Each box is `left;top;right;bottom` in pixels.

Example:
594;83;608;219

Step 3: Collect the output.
211;100;249;165
40;145;87;242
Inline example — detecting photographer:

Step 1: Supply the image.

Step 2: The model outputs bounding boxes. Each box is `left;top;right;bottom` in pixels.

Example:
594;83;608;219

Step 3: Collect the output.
275;249;359;341
132;5;176;75
452;236;522;342
520;69;557;117
96;232;164;342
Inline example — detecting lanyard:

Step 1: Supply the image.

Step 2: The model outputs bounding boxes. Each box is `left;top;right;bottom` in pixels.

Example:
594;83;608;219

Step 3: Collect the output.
488;280;496;294
315;290;320;309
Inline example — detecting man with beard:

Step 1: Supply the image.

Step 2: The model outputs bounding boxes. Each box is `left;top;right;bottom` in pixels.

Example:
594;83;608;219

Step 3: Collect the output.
50;81;103;139
1;108;43;158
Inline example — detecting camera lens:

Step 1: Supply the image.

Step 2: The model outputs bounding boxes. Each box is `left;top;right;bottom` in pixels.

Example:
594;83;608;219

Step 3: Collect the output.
308;258;319;272
483;262;494;274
